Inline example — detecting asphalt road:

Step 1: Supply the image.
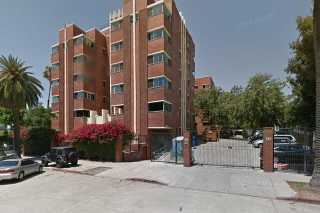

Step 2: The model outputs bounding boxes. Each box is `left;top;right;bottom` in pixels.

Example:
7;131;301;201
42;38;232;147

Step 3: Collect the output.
0;164;319;213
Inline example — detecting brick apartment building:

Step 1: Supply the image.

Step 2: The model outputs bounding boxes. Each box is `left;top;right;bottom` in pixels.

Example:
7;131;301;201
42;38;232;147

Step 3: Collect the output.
194;76;214;91
194;76;218;140
51;0;195;148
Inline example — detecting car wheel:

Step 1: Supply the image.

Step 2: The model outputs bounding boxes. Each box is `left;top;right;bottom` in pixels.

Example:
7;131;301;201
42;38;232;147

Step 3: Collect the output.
71;159;78;166
18;172;24;181
42;161;48;167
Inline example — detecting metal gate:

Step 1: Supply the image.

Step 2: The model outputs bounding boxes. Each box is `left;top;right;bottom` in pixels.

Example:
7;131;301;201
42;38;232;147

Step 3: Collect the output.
193;139;260;168
150;133;184;164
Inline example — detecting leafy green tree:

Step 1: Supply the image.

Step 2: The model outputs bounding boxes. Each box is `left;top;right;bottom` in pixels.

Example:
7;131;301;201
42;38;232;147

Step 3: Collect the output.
242;74;287;129
0;107;14;127
23;106;55;129
43;66;52;109
194;87;222;126
0;55;43;154
311;0;320;187
286;16;315;128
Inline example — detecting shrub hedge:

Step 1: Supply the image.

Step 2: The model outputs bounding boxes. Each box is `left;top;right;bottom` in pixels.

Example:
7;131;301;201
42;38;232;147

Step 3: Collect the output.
23;128;56;156
73;141;115;161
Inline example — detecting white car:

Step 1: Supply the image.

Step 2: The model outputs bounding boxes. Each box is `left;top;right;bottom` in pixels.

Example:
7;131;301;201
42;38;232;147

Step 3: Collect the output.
0;159;43;182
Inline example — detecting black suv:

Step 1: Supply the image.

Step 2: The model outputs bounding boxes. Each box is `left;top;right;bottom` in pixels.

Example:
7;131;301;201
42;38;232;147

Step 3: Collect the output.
42;147;78;168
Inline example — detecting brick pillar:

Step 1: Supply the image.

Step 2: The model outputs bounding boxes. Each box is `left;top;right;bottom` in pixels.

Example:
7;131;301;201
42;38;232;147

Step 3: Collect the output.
115;136;123;162
263;127;274;172
183;131;193;167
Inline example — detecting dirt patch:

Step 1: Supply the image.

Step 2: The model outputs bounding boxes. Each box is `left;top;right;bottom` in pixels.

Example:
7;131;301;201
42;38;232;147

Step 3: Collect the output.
285;181;320;204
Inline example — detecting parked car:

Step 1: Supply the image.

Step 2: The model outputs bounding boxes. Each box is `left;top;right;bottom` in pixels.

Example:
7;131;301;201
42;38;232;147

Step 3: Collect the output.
220;129;233;139
274;144;314;171
274;134;296;143
248;132;263;144
253;135;296;148
42;147;78;168
0;158;43;182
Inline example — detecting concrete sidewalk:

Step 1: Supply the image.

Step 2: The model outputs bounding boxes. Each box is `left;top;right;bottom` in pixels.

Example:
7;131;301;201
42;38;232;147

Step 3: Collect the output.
51;160;312;199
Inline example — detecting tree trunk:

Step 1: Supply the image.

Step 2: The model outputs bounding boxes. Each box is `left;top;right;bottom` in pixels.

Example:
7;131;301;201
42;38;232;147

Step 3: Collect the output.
13;121;21;157
47;82;52;109
311;0;320;187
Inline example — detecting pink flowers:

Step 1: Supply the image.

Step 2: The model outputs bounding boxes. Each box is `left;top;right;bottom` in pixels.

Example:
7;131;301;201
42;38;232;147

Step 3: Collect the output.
62;122;132;143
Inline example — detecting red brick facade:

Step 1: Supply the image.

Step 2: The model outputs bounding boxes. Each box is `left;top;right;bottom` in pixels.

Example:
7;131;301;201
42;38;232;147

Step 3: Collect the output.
51;0;195;150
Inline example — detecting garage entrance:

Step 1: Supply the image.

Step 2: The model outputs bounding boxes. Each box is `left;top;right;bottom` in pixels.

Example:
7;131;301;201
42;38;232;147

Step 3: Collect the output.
193;139;260;168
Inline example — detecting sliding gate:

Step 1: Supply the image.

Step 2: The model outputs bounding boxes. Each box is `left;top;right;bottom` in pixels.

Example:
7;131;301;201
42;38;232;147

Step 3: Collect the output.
193;139;260;168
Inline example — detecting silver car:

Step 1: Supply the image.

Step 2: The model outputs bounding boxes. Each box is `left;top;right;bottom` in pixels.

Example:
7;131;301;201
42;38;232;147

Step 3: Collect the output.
0;159;43;181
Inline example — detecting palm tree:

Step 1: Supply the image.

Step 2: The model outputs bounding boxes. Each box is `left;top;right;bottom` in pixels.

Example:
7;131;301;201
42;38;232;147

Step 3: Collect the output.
311;0;320;187
43;66;52;108
0;55;43;154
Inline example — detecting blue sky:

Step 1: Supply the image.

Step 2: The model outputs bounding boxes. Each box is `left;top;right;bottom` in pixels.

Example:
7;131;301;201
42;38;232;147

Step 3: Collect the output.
0;0;312;103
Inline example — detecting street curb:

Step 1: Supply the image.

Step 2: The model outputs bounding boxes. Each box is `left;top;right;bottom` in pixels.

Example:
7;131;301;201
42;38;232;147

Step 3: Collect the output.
277;197;320;205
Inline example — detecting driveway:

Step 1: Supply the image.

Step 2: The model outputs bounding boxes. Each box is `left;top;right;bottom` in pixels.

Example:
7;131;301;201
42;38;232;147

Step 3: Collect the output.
0;160;319;213
193;139;260;168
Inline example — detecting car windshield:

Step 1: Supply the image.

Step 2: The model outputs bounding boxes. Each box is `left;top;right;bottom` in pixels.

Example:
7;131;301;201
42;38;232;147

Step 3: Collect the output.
0;160;19;167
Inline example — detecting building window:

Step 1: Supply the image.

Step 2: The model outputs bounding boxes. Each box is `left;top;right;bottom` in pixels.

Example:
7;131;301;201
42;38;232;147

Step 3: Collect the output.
52;46;59;55
73;74;91;83
73;55;87;64
111;105;124;115
52;96;59;104
148;77;172;89
52;63;60;70
111;41;123;52
148;28;171;42
148;52;172;66
74;36;95;48
111;62;124;73
148;101;172;112
148;3;172;18
51;79;59;87
130;13;139;23
74;91;95;101
74;110;90;118
111;20;122;31
111;84;124;94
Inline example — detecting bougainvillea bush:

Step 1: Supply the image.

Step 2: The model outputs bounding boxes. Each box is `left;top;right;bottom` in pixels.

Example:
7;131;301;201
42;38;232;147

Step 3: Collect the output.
56;122;134;161
67;122;133;143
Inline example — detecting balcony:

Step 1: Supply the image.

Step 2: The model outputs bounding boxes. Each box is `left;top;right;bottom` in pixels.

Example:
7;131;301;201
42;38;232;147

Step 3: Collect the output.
51;117;60;130
73;80;95;92
148;111;172;129
111;114;124;125
148;62;171;78
73;99;96;110
51;103;59;112
111;94;124;106
148;37;171;56
111;72;124;85
73;117;88;130
148;14;171;34
51;85;59;96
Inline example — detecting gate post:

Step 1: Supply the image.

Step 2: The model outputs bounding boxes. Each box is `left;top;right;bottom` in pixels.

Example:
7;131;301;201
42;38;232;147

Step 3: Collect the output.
262;127;274;172
183;131;193;167
115;136;123;162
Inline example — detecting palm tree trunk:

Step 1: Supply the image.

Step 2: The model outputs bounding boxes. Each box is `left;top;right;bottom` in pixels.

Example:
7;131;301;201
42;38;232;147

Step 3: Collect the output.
47;82;52;109
12;111;21;156
311;0;320;187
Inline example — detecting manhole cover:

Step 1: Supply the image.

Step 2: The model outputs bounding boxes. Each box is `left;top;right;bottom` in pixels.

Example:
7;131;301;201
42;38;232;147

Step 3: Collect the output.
82;167;112;176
